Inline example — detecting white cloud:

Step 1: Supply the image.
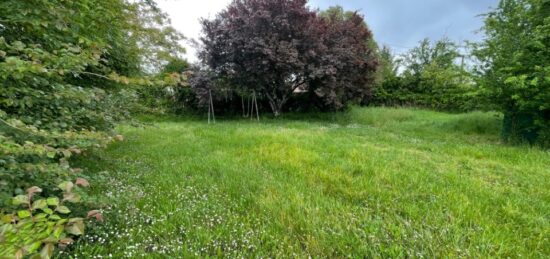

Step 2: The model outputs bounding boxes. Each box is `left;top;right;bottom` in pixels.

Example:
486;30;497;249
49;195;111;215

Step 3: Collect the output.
156;0;232;63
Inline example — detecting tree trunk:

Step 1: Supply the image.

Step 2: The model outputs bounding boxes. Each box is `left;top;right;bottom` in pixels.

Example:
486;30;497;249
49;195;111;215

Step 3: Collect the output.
266;87;294;117
266;95;285;117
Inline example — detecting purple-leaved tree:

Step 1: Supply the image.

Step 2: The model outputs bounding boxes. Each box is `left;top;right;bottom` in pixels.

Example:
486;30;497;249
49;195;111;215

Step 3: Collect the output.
199;0;378;116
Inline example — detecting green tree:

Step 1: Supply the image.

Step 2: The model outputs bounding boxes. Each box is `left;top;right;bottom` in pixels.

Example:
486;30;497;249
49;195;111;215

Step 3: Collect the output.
0;0;185;256
162;58;190;74
373;39;476;111
378;46;399;80
474;0;550;146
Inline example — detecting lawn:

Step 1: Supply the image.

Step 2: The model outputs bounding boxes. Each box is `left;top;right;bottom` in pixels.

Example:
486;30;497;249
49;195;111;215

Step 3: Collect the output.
70;107;549;258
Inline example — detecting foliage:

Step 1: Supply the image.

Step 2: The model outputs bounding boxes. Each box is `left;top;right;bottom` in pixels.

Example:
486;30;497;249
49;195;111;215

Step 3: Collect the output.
162;58;190;74
124;71;190;115
310;6;379;110
0;119;113;208
373;39;480;112
124;1;186;73
0;180;102;259
0;0;185;256
199;0;378;116
145;58;191;113
473;0;550;146
376;46;400;85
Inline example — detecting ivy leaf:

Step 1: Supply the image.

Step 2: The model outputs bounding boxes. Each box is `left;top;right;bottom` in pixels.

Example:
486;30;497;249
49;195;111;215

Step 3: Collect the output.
56;206;71;214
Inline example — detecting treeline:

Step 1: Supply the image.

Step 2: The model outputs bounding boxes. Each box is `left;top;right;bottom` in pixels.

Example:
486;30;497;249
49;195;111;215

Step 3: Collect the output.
371;0;549;146
372;39;483;112
178;0;548;147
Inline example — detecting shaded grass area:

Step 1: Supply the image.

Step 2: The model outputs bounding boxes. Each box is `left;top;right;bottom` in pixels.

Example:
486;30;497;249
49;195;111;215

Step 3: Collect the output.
71;107;549;258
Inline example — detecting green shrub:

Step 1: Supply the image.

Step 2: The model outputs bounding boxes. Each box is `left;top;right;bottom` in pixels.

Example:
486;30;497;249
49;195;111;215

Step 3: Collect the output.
474;0;550;147
0;0;185;256
372;39;483;113
0;180;102;258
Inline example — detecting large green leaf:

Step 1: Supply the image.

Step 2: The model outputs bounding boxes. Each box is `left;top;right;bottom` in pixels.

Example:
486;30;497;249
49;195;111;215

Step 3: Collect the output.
55;206;70;214
17;210;31;219
32;199;48;210
12;195;29;206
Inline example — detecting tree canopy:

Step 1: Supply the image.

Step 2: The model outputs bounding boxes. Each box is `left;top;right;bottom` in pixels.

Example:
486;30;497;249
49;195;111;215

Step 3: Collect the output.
474;0;550;145
198;0;378;116
372;38;477;112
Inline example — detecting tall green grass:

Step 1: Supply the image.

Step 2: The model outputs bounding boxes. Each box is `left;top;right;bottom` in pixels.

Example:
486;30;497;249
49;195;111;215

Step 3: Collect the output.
71;107;549;258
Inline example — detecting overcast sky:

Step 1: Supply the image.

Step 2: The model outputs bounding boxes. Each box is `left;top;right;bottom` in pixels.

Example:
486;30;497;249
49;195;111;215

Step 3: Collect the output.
156;0;498;63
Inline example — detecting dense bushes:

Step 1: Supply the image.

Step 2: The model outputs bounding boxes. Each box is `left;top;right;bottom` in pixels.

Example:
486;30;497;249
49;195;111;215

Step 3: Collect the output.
0;0;185;257
372;39;482;113
373;0;549;147
474;0;550;146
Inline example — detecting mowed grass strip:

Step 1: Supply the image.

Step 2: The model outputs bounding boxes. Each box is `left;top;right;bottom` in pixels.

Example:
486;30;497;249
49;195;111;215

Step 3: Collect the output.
71;107;550;258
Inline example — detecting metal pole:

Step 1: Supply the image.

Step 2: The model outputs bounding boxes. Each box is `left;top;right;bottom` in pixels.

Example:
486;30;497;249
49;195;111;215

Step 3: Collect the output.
209;90;216;123
254;91;260;121
247;96;251;117
242;96;245;117
250;92;254;121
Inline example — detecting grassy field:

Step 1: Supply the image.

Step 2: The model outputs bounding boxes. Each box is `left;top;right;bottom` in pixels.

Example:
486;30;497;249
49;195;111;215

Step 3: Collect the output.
70;107;549;258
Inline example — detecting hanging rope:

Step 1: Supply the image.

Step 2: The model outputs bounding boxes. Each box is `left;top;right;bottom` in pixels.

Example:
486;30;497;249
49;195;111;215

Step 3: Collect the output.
241;95;245;117
246;95;251;118
253;91;260;121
